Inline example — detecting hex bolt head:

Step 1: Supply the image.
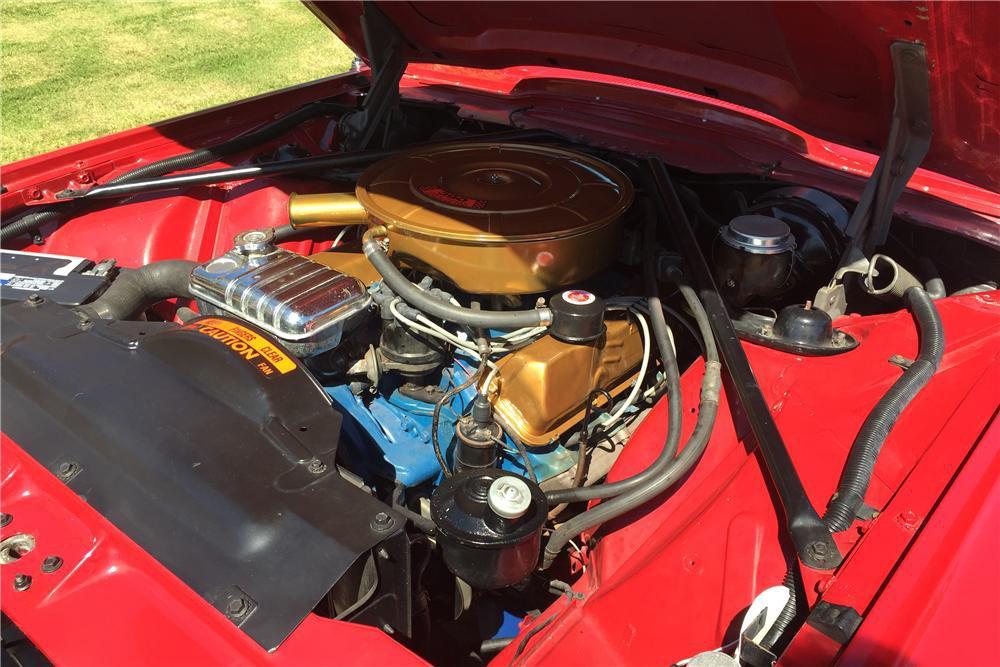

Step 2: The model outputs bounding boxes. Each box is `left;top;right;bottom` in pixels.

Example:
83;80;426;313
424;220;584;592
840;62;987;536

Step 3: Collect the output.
41;556;63;573
26;294;44;307
55;461;80;480
226;597;248;618
371;512;393;531
13;574;31;591
0;513;11;528
307;459;328;475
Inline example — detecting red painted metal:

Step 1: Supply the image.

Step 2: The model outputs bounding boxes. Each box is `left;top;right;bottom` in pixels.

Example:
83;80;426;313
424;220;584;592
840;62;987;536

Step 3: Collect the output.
5;66;995;252
313;1;1000;192
399;64;1000;247
1;28;998;665
493;293;1000;665
0;434;427;667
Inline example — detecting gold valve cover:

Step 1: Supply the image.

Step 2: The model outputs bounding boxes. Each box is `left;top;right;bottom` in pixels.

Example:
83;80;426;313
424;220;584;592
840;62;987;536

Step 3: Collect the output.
489;318;645;446
355;142;633;294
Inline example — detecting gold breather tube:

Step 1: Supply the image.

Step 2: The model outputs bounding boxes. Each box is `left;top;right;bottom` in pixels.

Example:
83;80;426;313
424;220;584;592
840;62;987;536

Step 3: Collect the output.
288;192;369;229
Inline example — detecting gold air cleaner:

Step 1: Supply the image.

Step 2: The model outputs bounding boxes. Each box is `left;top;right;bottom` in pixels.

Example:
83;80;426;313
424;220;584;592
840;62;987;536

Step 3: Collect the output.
290;142;633;295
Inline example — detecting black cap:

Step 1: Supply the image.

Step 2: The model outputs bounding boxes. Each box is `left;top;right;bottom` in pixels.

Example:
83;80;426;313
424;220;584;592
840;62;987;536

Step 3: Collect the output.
773;304;834;346
549;290;605;344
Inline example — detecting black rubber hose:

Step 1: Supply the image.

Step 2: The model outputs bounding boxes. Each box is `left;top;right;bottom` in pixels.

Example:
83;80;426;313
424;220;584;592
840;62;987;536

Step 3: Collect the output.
759;567;799;651
105;102;343;185
0;208;66;243
78;259;196;321
362;228;552;329
764;287;945;651
540;273;721;569
823;286;944;532
918;257;946;300
544;203;683;505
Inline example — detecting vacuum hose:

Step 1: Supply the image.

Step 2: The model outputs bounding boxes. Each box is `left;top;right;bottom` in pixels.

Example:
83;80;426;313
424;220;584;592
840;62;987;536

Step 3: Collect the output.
545;202;683;505
823;286;944;531
540;268;721;570
361;226;552;329
78;259;196;321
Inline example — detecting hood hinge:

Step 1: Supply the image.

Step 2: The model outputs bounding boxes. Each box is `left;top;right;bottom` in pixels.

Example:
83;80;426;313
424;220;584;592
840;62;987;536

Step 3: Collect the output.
339;1;407;152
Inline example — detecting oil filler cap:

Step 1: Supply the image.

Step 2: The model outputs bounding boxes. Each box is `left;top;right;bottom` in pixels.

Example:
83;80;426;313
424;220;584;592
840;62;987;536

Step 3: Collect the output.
549;289;605;344
488;476;532;520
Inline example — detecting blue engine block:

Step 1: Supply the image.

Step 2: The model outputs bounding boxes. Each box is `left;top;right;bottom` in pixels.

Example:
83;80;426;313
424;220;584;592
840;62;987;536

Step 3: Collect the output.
326;362;575;489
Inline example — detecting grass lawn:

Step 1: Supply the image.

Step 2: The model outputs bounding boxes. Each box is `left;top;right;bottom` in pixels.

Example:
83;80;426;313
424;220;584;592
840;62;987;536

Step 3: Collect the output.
1;0;355;164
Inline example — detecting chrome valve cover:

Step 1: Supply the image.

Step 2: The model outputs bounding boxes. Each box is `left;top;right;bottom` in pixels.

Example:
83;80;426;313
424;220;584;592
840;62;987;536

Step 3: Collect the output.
189;229;370;356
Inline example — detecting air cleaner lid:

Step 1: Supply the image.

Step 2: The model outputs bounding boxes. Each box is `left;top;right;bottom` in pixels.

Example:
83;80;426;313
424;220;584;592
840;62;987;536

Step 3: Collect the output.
356;142;633;244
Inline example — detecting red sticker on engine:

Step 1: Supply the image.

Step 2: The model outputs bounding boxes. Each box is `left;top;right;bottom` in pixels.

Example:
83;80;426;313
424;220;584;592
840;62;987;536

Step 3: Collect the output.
419;185;488;209
563;290;596;305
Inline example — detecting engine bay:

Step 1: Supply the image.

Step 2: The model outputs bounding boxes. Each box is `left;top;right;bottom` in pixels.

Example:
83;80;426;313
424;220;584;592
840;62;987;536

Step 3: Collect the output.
2;94;998;665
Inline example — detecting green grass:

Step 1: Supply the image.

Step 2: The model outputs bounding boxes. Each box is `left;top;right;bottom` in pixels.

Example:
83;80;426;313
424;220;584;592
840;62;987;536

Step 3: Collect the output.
1;0;355;163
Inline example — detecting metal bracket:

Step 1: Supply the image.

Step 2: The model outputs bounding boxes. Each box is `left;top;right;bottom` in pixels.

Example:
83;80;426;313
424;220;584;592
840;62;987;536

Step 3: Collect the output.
339;1;407;151
806;601;863;645
648;159;842;571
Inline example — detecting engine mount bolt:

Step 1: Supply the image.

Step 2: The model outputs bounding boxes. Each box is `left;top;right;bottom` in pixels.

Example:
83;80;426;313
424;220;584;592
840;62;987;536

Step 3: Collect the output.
0;513;11;528
306;459;328;475
13;574;31;591
41;556;63;573
371;512;393;531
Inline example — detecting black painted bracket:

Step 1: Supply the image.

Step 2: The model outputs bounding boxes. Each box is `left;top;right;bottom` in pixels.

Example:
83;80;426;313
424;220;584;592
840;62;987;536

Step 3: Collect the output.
845;41;932;254
339;1;407;151
806;601;863;645
648;159;842;571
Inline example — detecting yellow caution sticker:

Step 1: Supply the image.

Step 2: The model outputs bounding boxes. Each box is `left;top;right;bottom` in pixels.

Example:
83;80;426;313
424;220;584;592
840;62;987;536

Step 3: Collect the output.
187;317;296;376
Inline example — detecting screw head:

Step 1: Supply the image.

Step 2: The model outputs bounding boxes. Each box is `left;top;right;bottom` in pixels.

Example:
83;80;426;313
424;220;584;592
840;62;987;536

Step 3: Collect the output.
26;294;44;306
371;512;393;531
0;513;11;528
306;459;328;475
41;555;63;573
13;574;31;591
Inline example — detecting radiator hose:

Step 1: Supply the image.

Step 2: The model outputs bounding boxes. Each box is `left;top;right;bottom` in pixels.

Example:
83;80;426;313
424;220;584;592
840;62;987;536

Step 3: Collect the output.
78;259;196;321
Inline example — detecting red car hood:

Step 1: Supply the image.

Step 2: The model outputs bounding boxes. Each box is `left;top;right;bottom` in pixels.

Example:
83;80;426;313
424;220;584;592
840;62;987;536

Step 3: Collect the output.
308;1;999;192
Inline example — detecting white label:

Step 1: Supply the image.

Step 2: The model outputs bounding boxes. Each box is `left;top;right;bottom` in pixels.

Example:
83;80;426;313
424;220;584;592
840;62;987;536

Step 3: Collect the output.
0;272;64;291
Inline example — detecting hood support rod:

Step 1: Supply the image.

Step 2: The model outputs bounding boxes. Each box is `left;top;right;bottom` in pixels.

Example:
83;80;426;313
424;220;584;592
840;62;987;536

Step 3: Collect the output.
648;158;842;571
